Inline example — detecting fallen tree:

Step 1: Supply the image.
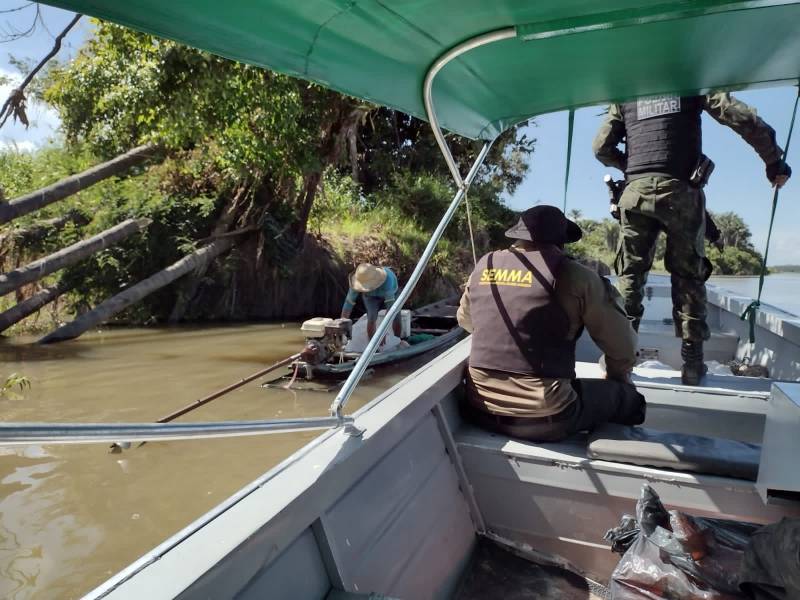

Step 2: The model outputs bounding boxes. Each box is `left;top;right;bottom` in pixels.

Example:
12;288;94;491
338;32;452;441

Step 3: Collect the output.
0;217;151;297
0;281;72;333
0;144;159;225
39;238;233;343
0;210;90;247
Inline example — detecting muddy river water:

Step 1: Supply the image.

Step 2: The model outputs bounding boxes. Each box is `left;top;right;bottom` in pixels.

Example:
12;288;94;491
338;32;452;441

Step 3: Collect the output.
0;323;422;599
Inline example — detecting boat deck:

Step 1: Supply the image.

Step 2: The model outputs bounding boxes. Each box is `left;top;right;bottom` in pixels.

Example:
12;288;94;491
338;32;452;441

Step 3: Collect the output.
454;539;608;600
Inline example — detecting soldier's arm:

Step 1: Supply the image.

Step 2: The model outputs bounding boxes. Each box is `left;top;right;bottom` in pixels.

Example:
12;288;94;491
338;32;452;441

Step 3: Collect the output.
581;274;637;380
703;93;785;168
456;283;473;333
591;104;627;172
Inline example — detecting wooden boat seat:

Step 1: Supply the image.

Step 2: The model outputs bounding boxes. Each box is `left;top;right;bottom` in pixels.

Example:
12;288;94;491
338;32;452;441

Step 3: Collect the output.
587;424;761;481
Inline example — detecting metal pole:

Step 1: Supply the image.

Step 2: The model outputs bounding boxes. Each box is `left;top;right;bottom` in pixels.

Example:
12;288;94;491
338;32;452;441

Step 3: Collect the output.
0;416;352;445
423;27;515;188
331;28;517;419
330;141;492;418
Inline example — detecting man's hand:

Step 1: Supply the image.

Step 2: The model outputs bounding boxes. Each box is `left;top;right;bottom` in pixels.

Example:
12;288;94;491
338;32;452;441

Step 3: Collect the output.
767;160;792;189
607;370;634;385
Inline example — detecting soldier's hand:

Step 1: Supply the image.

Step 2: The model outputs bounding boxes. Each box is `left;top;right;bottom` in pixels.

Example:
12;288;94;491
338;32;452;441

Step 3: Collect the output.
767;160;792;189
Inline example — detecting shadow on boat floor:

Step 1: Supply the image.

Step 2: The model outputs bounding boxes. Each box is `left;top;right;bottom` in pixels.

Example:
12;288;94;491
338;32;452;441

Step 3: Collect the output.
454;538;609;600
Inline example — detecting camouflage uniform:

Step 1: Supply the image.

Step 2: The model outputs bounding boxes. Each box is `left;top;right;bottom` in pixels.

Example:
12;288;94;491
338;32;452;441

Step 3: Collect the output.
593;93;785;341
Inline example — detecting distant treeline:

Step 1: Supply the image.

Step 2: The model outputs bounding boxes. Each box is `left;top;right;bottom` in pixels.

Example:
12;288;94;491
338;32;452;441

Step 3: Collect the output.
566;209;765;277
771;265;800;273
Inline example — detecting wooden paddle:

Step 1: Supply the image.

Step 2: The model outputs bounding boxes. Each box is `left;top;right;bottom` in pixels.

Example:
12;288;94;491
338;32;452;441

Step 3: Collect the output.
111;353;300;451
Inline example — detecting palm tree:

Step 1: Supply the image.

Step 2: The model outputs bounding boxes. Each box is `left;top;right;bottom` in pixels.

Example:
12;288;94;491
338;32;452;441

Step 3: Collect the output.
601;220;620;252
567;208;583;222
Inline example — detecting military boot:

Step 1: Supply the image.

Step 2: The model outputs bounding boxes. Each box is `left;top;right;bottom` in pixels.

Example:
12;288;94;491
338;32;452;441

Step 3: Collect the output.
681;340;707;386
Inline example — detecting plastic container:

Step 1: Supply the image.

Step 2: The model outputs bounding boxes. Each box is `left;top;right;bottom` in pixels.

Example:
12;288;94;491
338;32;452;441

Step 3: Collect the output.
377;309;412;338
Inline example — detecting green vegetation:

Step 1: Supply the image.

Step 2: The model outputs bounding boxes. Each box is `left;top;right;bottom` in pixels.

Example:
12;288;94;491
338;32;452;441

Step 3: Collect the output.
565;209;765;276
0;21;532;331
1;373;31;400
0;21;770;334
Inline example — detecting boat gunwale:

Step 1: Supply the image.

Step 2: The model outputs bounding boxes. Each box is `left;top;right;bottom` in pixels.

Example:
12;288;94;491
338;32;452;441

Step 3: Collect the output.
84;339;472;599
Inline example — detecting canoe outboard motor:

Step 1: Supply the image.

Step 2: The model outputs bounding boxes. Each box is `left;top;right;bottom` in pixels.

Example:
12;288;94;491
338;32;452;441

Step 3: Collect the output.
299;318;352;366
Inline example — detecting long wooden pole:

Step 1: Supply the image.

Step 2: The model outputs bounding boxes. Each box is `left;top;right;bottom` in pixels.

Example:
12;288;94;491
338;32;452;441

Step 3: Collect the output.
154;353;301;424
0;281;72;333
39;238;231;344
0;218;151;297
0;144;159;224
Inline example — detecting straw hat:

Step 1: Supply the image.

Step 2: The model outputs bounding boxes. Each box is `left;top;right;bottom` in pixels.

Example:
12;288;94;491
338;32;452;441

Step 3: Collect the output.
350;263;387;292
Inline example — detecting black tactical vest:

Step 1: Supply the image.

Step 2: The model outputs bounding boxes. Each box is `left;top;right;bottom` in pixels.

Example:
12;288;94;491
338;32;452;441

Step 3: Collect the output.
621;95;703;180
468;246;576;378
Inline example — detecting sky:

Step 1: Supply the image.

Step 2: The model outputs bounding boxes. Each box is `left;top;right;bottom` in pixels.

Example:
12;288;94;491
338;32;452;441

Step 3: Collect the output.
1;3;799;265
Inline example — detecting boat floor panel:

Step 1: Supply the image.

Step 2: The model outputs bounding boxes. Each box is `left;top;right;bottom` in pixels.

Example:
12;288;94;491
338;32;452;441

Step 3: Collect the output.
453;538;608;600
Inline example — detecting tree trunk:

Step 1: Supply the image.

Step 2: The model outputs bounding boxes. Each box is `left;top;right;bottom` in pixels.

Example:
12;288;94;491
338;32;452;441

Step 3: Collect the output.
0;218;151;297
39;239;233;344
1;210;90;246
167;188;249;324
0;144;159;225
0;281;72;333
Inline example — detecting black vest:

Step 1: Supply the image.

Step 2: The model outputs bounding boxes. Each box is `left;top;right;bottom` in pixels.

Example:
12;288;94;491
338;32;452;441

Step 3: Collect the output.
621;95;703;180
468;246;576;378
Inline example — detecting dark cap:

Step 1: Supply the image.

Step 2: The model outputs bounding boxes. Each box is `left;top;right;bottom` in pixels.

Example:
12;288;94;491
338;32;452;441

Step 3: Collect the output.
504;205;582;244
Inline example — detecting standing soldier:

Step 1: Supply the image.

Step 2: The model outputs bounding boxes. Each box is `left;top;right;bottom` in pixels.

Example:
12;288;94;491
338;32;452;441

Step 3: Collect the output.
593;93;791;385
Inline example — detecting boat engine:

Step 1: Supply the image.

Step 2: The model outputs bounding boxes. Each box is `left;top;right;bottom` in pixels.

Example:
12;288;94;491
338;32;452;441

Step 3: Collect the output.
299;318;352;365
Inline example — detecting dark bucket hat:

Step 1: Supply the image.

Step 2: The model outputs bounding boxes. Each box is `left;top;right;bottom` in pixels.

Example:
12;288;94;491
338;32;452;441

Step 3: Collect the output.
505;205;582;244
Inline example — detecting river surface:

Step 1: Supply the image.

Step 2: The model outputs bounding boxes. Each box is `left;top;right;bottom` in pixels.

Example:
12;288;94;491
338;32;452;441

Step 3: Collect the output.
709;272;800;316
2;275;799;599
0;323;433;599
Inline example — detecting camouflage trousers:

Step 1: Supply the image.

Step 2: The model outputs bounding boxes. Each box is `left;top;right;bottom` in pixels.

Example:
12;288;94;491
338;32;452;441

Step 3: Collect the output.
615;176;711;341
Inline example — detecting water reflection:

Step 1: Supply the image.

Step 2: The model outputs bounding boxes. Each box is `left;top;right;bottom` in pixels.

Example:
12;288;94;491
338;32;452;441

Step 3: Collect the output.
0;323;415;599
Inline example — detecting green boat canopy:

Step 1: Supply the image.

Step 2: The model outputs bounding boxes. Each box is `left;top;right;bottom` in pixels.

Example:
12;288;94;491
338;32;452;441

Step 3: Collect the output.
41;0;800;140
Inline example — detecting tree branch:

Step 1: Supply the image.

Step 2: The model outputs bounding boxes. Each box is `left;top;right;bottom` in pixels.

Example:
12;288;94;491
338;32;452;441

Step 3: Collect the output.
0;13;81;130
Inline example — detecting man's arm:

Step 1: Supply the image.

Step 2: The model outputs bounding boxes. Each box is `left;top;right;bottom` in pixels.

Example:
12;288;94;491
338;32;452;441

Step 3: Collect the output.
704;93;791;187
341;288;358;319
592;104;627;173
580;274;637;380
456;283;473;333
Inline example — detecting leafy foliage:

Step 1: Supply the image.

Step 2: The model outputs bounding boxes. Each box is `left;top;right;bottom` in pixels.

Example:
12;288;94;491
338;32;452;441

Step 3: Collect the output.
1;373;31;400
567;210;764;276
1;20;535;327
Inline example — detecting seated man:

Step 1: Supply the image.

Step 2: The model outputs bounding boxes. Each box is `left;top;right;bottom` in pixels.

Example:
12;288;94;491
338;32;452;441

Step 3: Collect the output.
457;205;645;442
341;263;401;344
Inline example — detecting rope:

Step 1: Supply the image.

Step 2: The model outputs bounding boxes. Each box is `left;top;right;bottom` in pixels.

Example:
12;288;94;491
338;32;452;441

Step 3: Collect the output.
464;188;478;265
740;86;800;343
563;109;575;211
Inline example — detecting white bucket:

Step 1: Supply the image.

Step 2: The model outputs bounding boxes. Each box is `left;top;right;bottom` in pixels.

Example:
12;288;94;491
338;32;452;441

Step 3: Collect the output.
378;309;411;339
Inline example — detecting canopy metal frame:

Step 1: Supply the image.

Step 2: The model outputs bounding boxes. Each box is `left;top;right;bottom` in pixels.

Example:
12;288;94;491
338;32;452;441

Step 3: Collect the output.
327;28;523;420
0;27;518;446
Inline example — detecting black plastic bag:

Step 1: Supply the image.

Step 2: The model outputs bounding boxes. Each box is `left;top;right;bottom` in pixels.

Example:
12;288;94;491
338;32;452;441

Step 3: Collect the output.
739;518;800;600
605;484;760;600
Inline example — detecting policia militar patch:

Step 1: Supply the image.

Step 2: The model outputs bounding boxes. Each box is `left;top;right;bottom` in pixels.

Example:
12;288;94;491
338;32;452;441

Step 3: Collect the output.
636;95;681;120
